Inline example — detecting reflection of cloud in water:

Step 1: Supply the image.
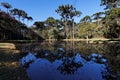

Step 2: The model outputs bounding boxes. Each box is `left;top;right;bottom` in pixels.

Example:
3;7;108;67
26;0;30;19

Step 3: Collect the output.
20;52;109;80
78;61;107;80
88;53;107;63
20;52;37;67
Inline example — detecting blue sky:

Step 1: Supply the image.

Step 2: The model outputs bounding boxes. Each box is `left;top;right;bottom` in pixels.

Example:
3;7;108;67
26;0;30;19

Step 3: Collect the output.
0;0;105;26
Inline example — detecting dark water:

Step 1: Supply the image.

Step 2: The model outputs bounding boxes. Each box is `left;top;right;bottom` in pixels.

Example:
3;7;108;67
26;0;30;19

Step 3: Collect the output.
20;41;120;80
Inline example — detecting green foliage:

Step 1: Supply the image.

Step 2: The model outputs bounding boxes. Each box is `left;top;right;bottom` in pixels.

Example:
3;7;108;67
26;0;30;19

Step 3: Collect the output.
26;16;33;21
80;15;91;23
77;22;103;38
0;2;42;40
106;8;120;19
33;17;65;39
91;12;105;25
34;21;45;30
10;8;28;21
56;4;81;39
100;0;120;9
0;11;42;40
103;8;120;38
45;17;56;27
1;1;120;40
56;4;81;21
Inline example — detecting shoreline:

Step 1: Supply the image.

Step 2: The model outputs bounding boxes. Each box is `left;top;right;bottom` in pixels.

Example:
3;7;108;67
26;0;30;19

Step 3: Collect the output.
0;38;119;44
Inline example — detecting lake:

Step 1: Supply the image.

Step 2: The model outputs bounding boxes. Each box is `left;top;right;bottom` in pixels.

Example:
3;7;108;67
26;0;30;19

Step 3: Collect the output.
20;41;120;80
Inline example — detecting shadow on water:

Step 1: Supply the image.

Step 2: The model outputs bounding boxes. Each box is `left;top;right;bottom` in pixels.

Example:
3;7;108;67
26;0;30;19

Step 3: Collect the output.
19;41;120;80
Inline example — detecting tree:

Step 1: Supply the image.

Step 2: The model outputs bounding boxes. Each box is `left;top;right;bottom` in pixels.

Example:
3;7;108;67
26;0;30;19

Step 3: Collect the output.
45;17;56;27
103;8;120;38
10;8;19;18
10;8;28;37
34;21;45;30
21;10;28;23
80;15;91;24
26;16;33;26
77;22;97;39
71;10;81;39
1;2;12;13
26;16;33;21
45;17;57;39
55;19;64;29
100;0;120;9
91;12;105;26
10;8;27;22
56;4;81;39
100;0;120;38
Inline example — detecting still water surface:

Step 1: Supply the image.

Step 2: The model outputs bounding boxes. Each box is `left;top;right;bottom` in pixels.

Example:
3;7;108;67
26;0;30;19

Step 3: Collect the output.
20;41;120;80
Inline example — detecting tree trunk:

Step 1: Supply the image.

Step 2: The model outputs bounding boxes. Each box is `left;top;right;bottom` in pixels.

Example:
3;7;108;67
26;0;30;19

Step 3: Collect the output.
97;18;99;26
72;19;74;39
118;27;120;39
3;33;6;40
86;32;89;43
18;16;20;21
65;21;67;39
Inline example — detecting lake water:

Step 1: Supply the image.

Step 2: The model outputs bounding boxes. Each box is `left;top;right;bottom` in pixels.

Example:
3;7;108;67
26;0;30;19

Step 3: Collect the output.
20;41;120;80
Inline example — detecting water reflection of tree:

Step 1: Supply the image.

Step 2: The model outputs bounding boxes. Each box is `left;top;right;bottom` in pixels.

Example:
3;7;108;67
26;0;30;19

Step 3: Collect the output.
57;56;83;75
105;42;120;76
19;41;120;79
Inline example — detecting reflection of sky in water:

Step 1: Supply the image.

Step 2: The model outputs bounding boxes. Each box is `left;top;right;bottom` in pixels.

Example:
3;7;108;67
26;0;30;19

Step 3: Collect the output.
21;52;109;80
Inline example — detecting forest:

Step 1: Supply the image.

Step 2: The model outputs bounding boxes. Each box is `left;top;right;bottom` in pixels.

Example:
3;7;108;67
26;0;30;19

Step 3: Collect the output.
0;0;120;41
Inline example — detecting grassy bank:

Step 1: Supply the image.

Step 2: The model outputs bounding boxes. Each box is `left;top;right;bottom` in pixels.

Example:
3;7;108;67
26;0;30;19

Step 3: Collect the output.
0;44;30;80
